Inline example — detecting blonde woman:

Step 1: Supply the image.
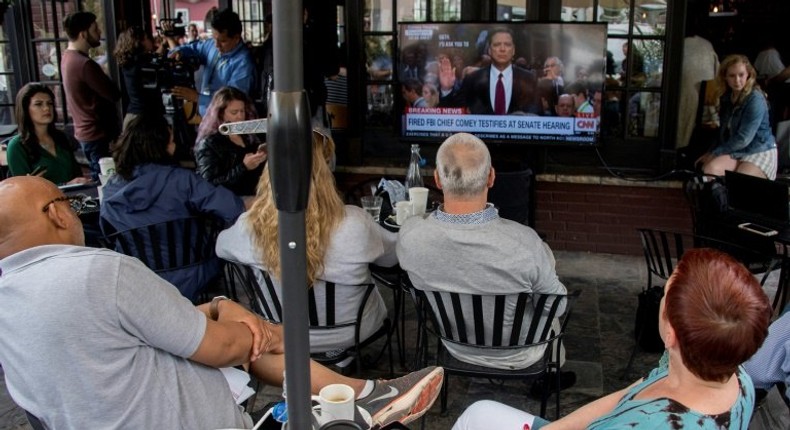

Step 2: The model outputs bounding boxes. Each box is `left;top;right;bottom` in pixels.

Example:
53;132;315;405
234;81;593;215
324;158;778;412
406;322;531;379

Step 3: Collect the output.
216;131;397;353
422;82;440;108
698;54;777;179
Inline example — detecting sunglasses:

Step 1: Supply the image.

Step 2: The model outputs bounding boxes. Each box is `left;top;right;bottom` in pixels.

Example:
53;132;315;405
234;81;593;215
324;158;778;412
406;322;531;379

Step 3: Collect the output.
41;194;95;216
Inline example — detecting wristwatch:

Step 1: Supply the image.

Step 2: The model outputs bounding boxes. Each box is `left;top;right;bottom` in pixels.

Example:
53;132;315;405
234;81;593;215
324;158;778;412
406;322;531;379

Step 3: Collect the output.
209;295;230;321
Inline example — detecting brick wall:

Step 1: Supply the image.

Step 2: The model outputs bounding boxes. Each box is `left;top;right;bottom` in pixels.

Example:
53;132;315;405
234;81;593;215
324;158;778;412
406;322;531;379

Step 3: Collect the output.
535;180;694;255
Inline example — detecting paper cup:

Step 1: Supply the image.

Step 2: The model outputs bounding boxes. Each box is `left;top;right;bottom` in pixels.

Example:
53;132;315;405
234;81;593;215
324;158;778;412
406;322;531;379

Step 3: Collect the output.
396;201;412;225
409;187;429;216
99;157;116;176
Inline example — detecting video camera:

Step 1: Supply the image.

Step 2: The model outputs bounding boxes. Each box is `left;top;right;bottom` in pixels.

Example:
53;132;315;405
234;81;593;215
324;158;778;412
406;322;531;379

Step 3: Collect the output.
156;13;186;39
140;53;200;91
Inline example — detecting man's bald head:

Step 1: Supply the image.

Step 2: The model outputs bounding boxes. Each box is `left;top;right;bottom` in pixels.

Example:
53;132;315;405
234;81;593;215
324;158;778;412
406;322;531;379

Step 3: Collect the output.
0;177;84;259
435;133;493;197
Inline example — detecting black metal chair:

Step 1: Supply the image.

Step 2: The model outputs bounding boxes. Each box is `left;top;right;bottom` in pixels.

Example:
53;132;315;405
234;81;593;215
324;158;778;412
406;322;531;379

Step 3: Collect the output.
410;283;580;420
370;264;408;370
226;261;394;376
626;228;784;377
24;409;46;430
102;216;229;302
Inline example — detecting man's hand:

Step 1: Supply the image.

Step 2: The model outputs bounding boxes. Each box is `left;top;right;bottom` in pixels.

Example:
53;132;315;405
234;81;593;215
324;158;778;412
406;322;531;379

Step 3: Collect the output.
438;56;457;92
171;86;198;103
215;300;272;362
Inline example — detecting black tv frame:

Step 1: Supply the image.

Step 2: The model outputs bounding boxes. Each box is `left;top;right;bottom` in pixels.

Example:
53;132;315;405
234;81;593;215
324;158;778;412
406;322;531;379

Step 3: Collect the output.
395;21;608;147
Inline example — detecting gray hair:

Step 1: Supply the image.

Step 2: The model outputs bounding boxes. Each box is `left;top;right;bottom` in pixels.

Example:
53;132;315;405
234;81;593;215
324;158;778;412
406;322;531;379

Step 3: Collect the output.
546;56;564;73
436;133;491;197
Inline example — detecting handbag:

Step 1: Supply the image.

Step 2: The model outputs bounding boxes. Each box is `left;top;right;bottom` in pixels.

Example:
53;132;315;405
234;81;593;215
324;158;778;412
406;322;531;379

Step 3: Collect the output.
634;286;665;353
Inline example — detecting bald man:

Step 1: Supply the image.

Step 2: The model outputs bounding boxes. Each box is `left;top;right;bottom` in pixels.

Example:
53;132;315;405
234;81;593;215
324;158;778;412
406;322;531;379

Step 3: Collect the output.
0;177;444;429
396;134;572;392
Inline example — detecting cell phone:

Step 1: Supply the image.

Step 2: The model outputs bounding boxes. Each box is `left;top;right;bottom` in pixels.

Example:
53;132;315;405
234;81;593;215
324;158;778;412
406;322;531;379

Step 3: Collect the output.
738;222;778;237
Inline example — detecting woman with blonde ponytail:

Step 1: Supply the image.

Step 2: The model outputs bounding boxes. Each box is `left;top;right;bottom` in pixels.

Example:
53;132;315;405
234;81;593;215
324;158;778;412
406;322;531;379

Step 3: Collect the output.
217;130;397;353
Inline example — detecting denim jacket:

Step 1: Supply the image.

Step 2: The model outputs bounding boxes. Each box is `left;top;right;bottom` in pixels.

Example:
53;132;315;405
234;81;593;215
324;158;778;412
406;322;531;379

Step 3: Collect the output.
712;90;776;157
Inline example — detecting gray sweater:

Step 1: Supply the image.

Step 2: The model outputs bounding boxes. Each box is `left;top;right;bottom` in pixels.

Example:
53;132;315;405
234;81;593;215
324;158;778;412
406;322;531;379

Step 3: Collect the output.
397;208;566;369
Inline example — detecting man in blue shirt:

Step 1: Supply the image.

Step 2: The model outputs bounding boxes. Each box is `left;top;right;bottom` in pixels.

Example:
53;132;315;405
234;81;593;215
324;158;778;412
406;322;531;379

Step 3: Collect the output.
168;8;256;116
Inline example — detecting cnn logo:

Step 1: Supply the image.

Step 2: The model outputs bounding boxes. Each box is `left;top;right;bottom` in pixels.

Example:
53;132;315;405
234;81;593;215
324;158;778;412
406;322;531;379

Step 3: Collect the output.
574;118;597;131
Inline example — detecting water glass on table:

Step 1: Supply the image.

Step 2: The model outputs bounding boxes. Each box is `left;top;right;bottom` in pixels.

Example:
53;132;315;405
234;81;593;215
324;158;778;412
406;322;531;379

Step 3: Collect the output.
361;196;383;222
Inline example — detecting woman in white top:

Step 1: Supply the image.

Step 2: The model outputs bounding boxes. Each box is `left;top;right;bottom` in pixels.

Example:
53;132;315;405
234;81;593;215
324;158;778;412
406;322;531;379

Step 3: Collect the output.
216;131;397;353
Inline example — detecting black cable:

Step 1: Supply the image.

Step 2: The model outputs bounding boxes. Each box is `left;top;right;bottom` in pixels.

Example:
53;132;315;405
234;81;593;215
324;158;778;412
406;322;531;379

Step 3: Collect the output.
594;146;697;182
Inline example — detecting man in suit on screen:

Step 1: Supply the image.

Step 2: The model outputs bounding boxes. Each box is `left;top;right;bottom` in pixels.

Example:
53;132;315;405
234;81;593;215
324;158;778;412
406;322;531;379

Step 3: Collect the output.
438;28;540;115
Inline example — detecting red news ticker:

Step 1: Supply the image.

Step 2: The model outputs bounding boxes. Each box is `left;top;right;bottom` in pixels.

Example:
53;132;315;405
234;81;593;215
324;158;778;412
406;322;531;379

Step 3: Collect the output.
405;107;467;114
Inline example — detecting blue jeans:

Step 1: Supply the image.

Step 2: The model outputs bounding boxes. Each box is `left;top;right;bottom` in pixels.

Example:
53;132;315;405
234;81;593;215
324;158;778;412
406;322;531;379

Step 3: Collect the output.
78;138;111;181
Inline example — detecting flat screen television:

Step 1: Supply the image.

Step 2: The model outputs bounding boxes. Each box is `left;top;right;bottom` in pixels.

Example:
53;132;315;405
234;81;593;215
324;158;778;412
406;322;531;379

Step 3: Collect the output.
397;22;608;145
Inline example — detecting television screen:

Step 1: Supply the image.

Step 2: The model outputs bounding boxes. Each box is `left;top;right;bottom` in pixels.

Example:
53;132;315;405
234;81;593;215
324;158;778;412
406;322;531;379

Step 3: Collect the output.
397;22;608;145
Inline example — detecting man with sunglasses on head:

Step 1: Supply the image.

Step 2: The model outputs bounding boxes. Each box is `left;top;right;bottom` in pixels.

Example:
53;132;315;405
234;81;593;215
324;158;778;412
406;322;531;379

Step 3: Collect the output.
0;176;444;429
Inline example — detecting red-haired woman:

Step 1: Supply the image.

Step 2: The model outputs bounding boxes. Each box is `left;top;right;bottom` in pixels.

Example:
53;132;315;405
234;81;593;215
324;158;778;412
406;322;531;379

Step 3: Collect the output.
194;86;266;196
453;248;771;430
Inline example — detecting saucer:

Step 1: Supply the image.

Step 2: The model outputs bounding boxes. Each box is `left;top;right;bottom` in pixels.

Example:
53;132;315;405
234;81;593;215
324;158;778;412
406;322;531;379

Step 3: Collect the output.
383;215;400;229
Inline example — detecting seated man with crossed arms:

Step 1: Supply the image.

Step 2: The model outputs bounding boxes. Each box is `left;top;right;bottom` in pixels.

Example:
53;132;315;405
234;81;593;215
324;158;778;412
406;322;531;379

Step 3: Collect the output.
0;176;444;429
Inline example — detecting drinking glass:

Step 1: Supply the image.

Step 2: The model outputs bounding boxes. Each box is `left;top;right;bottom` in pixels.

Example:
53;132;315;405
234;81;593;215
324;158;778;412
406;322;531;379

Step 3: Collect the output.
360;196;383;222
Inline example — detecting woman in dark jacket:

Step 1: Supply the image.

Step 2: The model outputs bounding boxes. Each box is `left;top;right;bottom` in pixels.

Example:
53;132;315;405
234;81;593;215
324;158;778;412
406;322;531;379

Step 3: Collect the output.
101;113;245;300
194;87;266;196
113;26;165;129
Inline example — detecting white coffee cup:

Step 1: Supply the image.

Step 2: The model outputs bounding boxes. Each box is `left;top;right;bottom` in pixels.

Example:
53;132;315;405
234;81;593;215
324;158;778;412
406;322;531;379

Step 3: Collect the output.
99;157;116;176
409;187;429;216
311;383;355;426
396;201;412;225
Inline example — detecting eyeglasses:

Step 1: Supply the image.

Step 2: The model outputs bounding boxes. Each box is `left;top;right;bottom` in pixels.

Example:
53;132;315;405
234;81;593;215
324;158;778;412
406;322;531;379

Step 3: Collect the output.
42;194;92;216
544;63;558;68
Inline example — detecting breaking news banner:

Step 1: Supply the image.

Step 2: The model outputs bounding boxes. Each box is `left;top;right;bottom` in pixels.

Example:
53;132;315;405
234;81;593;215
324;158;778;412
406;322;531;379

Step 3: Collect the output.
403;108;599;142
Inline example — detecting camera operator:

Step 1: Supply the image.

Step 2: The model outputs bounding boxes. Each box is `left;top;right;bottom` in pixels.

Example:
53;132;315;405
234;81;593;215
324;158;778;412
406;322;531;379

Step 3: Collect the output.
166;8;256;117
114;26;166;130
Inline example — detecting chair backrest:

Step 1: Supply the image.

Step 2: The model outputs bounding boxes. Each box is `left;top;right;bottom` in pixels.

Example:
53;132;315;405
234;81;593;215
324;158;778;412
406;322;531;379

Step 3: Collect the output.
226;261;376;330
637;228;780;288
414;288;577;350
103;216;223;274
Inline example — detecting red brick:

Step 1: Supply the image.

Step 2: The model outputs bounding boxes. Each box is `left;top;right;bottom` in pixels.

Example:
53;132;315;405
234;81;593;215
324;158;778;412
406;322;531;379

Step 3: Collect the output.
556;231;588;242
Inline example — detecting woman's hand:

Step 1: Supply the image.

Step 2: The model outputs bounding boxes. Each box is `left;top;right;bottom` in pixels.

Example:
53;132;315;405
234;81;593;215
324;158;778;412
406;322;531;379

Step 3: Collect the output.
696;152;713;167
66;177;91;185
171;86;198;103
243;151;267;170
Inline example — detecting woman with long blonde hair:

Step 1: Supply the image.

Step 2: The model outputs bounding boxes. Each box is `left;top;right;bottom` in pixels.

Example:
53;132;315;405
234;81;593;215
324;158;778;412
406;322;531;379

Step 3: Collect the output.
216;131;397;353
698;54;777;179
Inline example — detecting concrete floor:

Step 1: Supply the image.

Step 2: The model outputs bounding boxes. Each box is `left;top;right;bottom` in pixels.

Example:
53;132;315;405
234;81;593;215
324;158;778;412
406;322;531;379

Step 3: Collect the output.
1;251;789;429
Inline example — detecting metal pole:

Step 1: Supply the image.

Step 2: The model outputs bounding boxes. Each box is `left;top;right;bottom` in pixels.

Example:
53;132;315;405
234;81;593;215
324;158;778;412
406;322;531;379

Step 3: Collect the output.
271;0;313;429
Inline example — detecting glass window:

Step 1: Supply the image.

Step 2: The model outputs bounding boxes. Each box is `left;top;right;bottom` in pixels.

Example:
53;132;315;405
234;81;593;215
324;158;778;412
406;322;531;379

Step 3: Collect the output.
433;0;461;21
366;84;394;126
627;91;660;138
234;0;267;44
561;0;594;22
365;35;393;81
632;38;663;88
0;23;13;125
366;0;393;32
398;0;427;22
562;0;667;143
634;0;666;35
498;0;529;21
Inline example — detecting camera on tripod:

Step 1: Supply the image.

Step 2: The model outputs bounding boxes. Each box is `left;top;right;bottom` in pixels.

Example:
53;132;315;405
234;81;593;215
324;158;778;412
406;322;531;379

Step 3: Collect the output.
140;54;200;92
